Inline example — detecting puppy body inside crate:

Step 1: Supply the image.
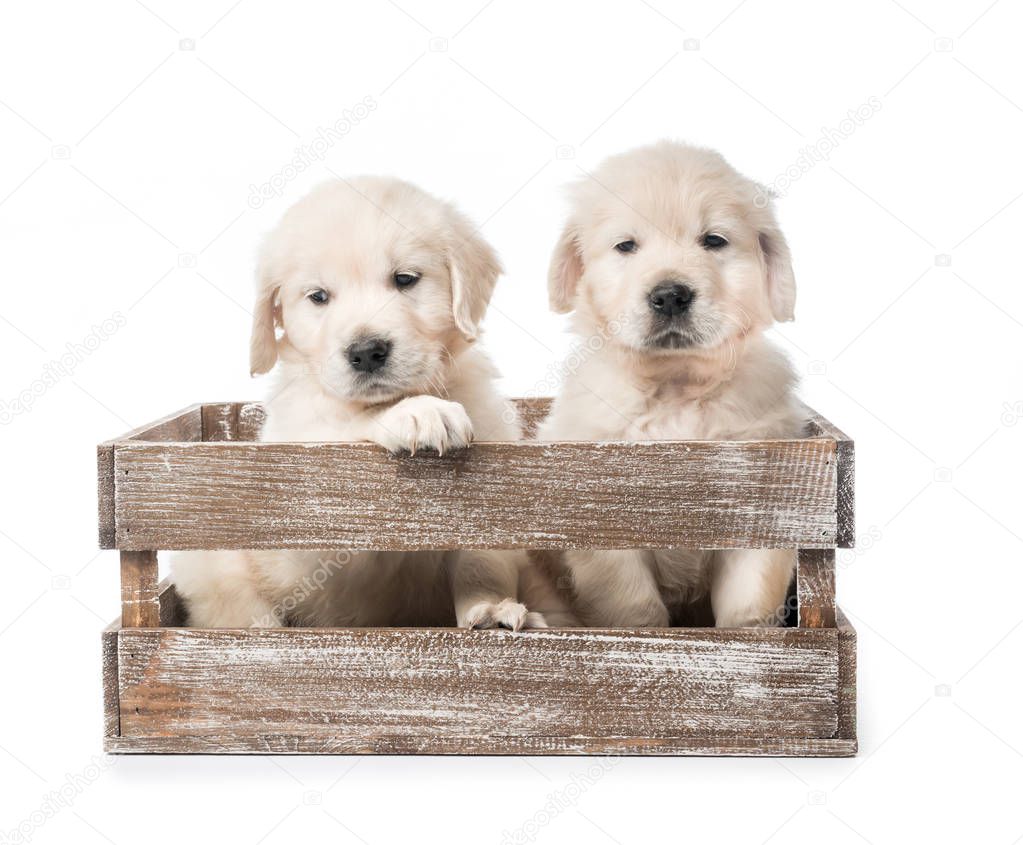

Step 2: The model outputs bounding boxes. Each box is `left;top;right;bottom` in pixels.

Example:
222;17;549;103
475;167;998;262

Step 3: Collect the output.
172;177;573;631
537;140;805;628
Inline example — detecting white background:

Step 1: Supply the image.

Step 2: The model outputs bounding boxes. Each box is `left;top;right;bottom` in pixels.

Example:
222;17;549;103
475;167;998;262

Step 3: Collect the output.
1;0;1021;842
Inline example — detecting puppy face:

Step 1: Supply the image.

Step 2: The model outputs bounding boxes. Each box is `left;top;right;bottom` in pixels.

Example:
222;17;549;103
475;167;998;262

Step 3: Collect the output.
549;142;795;354
251;177;501;404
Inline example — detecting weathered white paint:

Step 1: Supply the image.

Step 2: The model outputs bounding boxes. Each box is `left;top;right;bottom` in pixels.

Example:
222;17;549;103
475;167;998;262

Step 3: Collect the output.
110;437;838;550
114;625;841;742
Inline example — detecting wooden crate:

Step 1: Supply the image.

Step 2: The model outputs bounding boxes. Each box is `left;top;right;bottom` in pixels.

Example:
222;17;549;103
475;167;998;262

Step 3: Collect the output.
99;399;857;756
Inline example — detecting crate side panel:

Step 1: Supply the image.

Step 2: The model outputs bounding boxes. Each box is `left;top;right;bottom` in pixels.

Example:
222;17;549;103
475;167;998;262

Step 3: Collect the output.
797;549;836;628
113;404;203;442
836;438;855;548
201;403;266;442
113;439;837;550
803;405;855;548
98;444;115;549
117;627;839;741
103;630;120;739
837;610;857;743
158;578;187;626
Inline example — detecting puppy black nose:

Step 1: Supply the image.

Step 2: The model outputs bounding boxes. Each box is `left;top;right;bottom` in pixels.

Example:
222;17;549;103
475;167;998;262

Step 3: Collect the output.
346;338;391;373
648;283;694;317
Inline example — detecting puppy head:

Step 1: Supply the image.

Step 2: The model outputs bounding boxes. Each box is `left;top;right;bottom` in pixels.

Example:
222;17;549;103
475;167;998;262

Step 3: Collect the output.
250;177;501;404
549;141;795;355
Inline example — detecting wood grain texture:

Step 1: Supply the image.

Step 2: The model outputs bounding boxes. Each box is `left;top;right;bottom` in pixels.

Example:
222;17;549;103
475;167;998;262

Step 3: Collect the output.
837;609;857;744
104;734;857;756
797;548;836;628
97;444;115;548
116;626;840;742
129;406;201;442
120;550;159;627
102;586;858;756
98;401;857;757
111;404;203;442
112;438;838;550
202;402;266;442
803;405;855;549
98;405;202;548
835;438;855;548
103;401;851;551
102;630;119;739
157;576;185;627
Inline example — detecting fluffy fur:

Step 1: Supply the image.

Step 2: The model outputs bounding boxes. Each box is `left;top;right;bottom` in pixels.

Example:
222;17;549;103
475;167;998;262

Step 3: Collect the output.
173;177;574;630
537;141;805;627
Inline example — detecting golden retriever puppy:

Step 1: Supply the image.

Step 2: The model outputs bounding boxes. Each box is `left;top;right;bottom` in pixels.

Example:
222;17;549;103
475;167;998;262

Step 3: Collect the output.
537;141;804;628
173;177;574;630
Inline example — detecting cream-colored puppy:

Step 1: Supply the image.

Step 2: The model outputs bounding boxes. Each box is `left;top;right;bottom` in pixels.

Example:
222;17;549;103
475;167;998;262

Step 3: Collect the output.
173;177;573;630
537;141;804;628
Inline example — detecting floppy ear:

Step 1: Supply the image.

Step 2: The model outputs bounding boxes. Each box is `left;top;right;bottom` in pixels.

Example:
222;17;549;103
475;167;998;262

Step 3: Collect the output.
547;223;583;314
249;281;281;376
758;223;796;323
449;221;503;342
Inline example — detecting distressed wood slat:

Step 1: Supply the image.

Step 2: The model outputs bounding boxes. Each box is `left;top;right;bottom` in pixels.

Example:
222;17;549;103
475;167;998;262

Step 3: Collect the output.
103;584;857;756
837;609;857;743
97;444;115;548
116;626;839;741
102;630;119;739
120;550;159;627
105;401;852;550
104;734;857;756
127;406;201;442
201;402;266;442
98;405;203;548
797;548;836;628
157;576;184;627
802;404;855;548
112;439;838;550
102;403;204;442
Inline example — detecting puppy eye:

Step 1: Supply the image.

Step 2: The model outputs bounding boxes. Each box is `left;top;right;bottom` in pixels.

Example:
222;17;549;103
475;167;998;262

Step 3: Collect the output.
307;289;330;305
701;233;729;250
614;240;638;254
394;272;421;289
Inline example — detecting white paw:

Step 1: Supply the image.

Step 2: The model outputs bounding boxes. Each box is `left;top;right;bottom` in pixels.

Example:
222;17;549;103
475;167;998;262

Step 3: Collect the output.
464;599;548;631
374;396;473;455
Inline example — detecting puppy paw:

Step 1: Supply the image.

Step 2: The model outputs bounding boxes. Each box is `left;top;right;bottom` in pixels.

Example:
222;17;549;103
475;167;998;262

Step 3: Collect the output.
373;396;473;455
464;599;548;631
